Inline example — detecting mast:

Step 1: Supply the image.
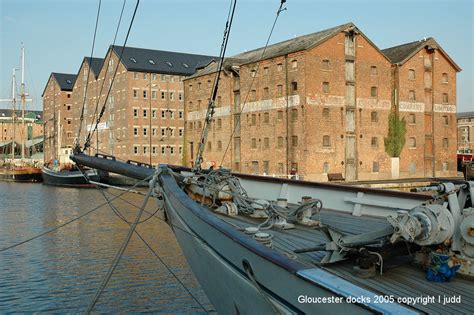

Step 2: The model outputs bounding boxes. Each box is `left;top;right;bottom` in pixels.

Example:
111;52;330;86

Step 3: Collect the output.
11;68;17;161
20;44;26;161
57;108;61;162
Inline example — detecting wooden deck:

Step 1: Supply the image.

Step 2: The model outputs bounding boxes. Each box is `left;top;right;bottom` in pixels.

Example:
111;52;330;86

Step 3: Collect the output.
218;210;473;315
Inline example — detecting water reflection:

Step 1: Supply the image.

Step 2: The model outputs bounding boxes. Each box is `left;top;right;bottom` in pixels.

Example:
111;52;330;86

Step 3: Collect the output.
0;182;213;313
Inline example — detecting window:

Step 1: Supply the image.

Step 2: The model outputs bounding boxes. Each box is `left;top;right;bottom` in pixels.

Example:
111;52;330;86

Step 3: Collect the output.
372;161;380;173
442;93;449;103
152;90;157;99
323;162;330;174
179;128;183;137
322;108;330;120
251;69;256;77
179;111;184;119
292;135;298;147
152;110;157;118
370;66;378;76
251;138;257;149
291;60;297;68
409;90;416;101
443;115;449;125
409;162;417;173
263;161;269;174
143;73;147;80
152;146;157;154
152;128;157;136
277;137;284;148
133;109;138;117
371;137;378;148
291;81;298;92
251;114;257;126
133;127;138;136
133;89;138;98
371;86;378;98
143;146;148;154
277;63;283;72
442;138;449;148
323;135;331;147
277;85;283;96
371;111;378;122
251;90;257;101
179;92;183;101
161;146;166;154
152;73;157;80
263;112;270;123
189;84;192;91
408;69;415;80
263;66;269;75
143;127;147;136
291;108;298;121
133;72;139;79
322;82;330;94
322;59;330;70
170;146;175;155
67;93;71;98
217;141;222;151
408;114;416;124
263;137;269;148
143;109;147;117
442;162;449;171
133;146;138;154
277;110;283;120
170;92;174;101
143;90;147;99
408;137;416;148
263;87;269;98
198;82;201;90
67;105;71;111
442;73;448;83
161;91;166;100
207;142;212;151
161;128;166;136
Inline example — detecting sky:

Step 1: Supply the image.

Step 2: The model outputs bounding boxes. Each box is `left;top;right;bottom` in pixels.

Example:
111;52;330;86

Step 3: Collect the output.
0;0;473;112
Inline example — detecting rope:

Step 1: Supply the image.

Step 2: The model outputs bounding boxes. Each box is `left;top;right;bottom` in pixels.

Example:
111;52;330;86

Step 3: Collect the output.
0;172;154;253
84;0;128;151
193;0;237;171
75;0;102;149
219;0;287;167
83;0;140;152
99;189;209;312
86;169;158;313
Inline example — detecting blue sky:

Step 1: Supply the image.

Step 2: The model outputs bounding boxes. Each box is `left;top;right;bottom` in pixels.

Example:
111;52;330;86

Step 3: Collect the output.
1;0;472;111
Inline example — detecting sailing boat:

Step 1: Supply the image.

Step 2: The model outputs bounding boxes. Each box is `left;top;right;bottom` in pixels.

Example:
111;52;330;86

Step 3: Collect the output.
0;45;42;182
41;100;99;187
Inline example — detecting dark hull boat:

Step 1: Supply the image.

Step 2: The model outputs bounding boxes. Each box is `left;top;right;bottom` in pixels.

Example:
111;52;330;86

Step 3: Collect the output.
0;166;42;182
41;166;99;187
72;153;474;314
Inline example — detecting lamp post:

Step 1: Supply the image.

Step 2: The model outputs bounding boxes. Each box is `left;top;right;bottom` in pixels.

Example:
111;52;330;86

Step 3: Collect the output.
147;79;157;166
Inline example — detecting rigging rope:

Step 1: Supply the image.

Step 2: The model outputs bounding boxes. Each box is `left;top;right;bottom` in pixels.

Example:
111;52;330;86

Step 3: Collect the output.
84;0;127;152
219;0;287;167
82;0;140;153
193;0;237;172
75;0;102;150
86;169;158;313
99;189;209;312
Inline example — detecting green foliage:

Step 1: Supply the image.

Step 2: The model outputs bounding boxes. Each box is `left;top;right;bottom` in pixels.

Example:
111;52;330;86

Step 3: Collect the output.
384;112;407;158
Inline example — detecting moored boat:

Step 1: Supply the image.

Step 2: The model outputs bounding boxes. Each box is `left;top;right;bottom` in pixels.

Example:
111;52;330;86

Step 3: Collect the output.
41;165;99;187
72;153;474;314
0;165;42;182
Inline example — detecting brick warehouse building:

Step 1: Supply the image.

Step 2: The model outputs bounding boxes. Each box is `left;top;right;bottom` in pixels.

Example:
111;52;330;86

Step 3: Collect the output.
42;72;76;162
184;22;461;181
68;46;215;166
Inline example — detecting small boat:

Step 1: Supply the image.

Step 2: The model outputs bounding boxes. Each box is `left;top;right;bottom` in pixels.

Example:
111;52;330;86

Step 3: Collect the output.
41;165;99;187
72;153;474;314
0;165;42;182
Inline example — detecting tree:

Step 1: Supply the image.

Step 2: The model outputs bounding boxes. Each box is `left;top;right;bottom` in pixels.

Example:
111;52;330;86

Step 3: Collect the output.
384;112;406;158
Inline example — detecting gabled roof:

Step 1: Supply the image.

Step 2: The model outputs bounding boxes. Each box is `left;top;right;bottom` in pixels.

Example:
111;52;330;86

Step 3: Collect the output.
109;45;217;76
187;22;390;80
382;37;461;71
84;57;105;78
42;72;76;96
457;111;474;119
